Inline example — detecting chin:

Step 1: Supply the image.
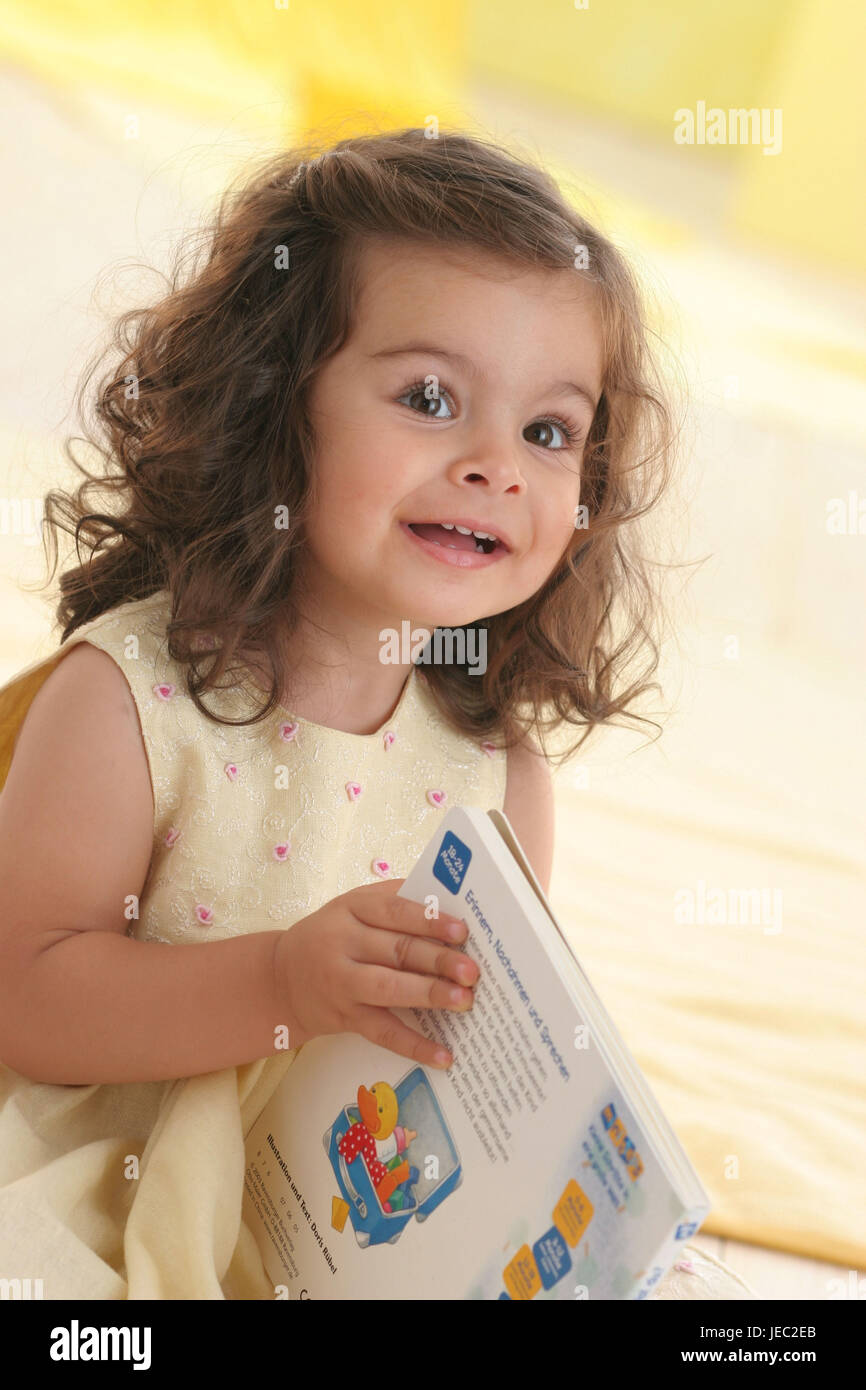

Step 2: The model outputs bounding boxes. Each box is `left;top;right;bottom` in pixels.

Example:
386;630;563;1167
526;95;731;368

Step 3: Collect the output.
399;596;491;632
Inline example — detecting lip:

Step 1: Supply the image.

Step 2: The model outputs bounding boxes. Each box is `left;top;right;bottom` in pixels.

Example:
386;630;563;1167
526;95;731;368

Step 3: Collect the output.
399;521;509;569
401;518;514;553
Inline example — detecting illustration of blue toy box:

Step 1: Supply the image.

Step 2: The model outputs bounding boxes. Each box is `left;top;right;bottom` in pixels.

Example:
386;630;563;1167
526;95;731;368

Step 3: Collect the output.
323;1064;462;1248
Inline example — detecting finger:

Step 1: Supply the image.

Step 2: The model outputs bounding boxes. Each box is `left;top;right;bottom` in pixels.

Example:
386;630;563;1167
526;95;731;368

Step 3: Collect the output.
352;881;468;945
349;960;476;1014
347;923;480;989
352;1003;455;1070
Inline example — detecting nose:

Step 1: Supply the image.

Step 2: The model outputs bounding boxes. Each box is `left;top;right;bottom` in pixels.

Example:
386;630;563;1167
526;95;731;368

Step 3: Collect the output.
446;435;527;495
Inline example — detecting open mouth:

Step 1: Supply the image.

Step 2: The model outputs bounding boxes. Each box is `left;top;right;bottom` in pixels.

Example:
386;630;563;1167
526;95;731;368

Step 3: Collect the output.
407;522;502;555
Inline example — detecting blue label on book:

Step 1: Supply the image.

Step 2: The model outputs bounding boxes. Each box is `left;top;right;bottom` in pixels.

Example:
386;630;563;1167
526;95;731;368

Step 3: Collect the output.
432;832;472;894
675;1221;698;1240
533;1226;572;1290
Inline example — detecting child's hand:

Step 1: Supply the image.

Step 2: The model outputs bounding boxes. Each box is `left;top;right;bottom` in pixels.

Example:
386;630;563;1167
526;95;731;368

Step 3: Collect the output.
274;878;476;1068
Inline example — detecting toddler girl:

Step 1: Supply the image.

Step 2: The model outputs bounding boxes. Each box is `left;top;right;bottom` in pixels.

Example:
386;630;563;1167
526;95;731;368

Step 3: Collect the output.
0;128;754;1301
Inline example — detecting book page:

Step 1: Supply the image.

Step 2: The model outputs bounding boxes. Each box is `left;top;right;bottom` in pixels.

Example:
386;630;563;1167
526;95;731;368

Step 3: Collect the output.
241;808;707;1299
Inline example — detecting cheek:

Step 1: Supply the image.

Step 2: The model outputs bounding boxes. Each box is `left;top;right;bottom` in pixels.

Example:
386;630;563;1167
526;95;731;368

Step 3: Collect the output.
303;465;388;568
535;491;580;560
307;433;380;532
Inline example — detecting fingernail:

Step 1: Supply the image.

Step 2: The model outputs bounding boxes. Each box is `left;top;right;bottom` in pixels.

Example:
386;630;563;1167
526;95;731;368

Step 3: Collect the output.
447;920;465;940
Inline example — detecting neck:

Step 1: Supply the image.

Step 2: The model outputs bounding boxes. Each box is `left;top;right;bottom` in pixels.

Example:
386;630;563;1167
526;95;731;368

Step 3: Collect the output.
246;610;419;738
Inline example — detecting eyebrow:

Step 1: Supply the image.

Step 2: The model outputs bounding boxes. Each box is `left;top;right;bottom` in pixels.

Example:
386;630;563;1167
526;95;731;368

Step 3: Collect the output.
368;343;600;414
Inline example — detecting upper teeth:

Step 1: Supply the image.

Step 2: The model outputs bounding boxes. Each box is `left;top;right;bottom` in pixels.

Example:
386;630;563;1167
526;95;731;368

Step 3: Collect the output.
440;523;498;542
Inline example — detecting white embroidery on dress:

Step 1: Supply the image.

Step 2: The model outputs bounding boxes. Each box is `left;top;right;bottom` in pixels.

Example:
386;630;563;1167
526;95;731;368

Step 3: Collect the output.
68;593;507;944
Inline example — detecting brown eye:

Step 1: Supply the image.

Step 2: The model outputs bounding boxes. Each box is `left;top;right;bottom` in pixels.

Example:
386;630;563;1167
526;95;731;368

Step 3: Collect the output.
398;381;454;420
525;418;579;450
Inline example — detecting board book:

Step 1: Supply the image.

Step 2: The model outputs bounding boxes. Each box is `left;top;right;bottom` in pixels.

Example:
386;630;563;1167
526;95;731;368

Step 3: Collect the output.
240;805;710;1299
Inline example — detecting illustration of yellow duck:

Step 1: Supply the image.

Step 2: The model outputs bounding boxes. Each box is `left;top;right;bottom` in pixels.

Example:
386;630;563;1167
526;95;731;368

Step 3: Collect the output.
337;1081;418;1211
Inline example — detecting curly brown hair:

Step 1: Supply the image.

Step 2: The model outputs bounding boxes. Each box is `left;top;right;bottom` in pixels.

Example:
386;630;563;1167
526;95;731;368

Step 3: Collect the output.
35;125;685;766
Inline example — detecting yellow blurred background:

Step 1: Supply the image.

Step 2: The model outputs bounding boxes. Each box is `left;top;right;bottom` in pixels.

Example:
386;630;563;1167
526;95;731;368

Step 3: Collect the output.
0;0;863;1297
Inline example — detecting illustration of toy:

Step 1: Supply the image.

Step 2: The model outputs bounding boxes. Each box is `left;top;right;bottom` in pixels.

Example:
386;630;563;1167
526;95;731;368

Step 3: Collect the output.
337;1081;419;1211
324;1066;462;1248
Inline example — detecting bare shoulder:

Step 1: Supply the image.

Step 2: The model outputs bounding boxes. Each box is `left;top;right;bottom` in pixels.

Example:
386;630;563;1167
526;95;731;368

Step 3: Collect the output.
0;639;155;961
503;733;555;895
20;640;148;755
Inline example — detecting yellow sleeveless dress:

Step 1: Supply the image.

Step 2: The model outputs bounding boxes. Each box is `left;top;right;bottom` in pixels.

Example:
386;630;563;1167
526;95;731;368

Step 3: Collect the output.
0;589;755;1300
0;588;508;1299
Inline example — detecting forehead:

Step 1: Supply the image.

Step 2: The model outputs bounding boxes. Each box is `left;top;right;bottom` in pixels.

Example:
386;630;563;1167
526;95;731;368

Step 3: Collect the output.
346;237;605;397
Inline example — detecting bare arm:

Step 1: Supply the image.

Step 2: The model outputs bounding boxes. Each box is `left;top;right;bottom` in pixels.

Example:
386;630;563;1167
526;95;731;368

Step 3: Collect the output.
4;928;293;1086
0;643;295;1085
503;732;555;895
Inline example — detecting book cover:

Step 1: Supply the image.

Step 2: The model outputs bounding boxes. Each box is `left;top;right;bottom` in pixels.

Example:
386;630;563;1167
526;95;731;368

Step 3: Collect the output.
240;805;710;1299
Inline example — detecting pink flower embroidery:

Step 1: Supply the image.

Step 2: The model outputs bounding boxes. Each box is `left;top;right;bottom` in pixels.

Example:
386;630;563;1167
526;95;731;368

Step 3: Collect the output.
426;789;447;808
225;762;239;781
154;683;176;701
195;904;214;925
273;842;291;862
371;858;391;879
674;1260;695;1274
279;721;300;743
346;781;362;801
480;740;496;757
164;827;181;848
383;730;396;751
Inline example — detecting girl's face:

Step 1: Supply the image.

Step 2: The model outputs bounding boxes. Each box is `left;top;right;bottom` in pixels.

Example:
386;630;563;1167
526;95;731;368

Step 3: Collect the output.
300;238;604;634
